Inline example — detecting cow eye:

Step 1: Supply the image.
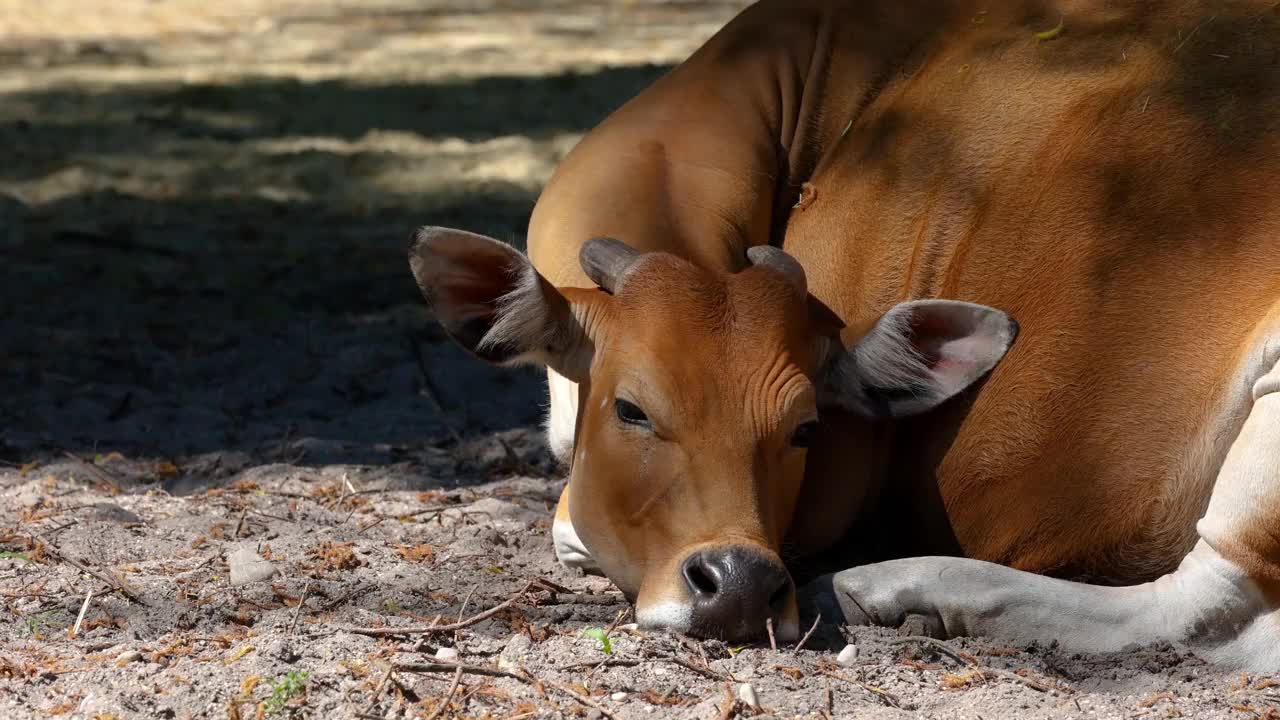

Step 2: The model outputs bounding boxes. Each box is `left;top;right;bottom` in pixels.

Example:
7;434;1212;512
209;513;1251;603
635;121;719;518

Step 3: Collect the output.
615;399;651;428
791;421;819;448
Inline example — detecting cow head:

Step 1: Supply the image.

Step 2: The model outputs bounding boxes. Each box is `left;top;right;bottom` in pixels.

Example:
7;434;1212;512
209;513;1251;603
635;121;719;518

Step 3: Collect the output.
408;226;1017;642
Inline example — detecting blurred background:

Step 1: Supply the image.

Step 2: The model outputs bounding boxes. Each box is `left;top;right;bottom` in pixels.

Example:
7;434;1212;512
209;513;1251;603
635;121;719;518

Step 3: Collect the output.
0;0;751;478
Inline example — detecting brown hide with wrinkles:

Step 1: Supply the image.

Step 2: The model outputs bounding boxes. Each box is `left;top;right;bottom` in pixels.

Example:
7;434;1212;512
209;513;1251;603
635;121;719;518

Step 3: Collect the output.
529;0;1280;601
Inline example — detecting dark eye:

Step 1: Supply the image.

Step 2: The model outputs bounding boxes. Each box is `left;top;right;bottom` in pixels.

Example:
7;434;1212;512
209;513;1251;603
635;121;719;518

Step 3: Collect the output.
791;421;819;448
615;399;651;428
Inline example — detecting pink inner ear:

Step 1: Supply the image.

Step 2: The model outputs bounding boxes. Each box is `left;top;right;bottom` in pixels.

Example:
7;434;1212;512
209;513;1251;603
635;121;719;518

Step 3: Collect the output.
434;253;521;322
931;357;959;375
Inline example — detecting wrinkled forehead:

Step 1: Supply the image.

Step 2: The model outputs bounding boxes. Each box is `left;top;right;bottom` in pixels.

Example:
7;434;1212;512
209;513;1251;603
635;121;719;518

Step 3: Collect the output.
604;255;821;379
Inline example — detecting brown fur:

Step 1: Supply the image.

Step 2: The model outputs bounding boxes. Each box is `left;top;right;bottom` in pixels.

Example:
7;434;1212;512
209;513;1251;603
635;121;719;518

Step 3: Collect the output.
521;0;1280;613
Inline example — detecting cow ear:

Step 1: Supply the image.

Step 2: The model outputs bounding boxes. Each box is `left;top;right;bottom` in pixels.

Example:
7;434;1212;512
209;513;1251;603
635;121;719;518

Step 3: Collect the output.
819;299;1019;418
408;226;599;383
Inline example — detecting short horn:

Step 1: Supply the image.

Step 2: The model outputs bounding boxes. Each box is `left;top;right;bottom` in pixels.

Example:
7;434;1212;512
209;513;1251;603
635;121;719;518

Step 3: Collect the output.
579;236;642;294
746;245;807;293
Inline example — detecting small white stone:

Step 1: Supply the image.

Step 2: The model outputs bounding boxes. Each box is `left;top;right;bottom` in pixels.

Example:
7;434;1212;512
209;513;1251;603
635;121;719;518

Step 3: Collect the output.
737;682;760;709
227;546;277;586
653;666;668;675
114;650;143;665
610;692;628;702
435;647;459;661
836;643;858;665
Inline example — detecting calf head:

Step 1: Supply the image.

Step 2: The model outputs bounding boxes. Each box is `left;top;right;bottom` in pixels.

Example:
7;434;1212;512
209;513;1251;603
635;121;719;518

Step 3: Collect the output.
408;226;1017;642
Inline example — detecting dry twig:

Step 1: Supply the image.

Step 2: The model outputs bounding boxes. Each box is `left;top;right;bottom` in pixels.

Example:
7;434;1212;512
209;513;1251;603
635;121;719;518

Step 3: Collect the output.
61;450;121;492
393;660;525;681
288;583;312;634
796;613;822;651
817;668;901;708
362;664;395;717
889;636;1061;693
30;531;147;605
422;666;464;720
70;589;93;638
345;581;539;637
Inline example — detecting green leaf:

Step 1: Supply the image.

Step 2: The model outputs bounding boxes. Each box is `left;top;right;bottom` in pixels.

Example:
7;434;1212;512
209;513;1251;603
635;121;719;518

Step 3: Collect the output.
0;552;31;563
582;627;613;655
1034;18;1065;41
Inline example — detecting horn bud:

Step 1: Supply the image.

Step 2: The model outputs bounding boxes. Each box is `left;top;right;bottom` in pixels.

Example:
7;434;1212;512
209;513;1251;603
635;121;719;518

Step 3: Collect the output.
580;236;642;294
746;245;807;294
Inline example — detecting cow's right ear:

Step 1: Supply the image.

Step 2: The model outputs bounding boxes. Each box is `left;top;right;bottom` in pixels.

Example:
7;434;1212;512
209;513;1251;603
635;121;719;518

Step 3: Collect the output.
408;226;600;383
818;299;1019;418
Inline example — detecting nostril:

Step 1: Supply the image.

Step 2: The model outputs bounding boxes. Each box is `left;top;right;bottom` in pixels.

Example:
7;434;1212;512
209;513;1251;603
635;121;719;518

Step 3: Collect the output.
683;555;719;596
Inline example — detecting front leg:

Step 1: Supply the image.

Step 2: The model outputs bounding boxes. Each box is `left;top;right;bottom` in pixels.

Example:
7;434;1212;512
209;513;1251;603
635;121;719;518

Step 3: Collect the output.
801;539;1278;670
803;345;1280;672
802;555;1167;647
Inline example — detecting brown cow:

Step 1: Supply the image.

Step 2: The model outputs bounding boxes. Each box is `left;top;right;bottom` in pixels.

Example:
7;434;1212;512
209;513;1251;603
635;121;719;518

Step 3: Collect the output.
408;0;1280;669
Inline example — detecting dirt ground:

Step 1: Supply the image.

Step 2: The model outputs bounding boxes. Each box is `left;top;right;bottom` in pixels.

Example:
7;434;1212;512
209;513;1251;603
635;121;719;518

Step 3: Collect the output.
2;1;1278;718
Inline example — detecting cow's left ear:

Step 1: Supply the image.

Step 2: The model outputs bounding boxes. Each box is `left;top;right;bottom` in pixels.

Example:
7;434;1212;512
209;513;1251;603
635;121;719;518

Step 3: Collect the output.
819;299;1019;418
408;226;602;383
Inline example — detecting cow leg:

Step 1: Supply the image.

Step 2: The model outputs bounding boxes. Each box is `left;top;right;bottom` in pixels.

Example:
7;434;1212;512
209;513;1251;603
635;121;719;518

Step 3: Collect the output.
803;354;1280;671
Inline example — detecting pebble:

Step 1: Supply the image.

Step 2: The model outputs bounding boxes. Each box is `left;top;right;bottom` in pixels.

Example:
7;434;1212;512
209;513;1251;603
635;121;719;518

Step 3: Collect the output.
737;683;760;709
435;647;459;661
610;692;627;702
836;644;859;665
227;546;277;586
114;650;143;665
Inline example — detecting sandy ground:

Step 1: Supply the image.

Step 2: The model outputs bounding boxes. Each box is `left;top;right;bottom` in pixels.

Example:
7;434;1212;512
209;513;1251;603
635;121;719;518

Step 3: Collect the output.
2;1;1278;718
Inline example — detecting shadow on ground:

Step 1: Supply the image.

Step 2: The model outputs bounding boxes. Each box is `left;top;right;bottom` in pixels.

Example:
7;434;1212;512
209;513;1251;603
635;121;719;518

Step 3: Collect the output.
0;62;675;485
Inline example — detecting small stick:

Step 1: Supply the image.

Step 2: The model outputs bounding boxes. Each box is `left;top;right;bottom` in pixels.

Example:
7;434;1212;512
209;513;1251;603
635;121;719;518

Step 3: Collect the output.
30;532;146;605
669;657;730;681
61;451;120;492
288;583;311;634
356;516;386;535
362;664;395;716
411;614;445;654
449;583;479;650
70;589;93;638
888;636;1059;693
717;684;736;720
817;668;901;708
795;613;822;651
602;607;631;639
533;592;627;606
394;660;525;680
546;679;620;720
888;636;972;666
323;583;369;610
397;660;618;720
559;658;645;672
233;508;249;538
422;666;464;720
766;617;778;651
345;581;536;637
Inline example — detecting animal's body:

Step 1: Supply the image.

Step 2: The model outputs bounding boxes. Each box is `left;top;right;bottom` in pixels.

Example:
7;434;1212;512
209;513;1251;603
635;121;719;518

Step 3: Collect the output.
409;0;1280;669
